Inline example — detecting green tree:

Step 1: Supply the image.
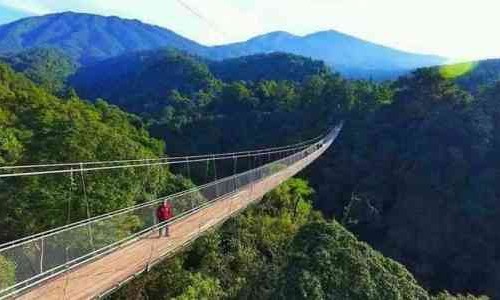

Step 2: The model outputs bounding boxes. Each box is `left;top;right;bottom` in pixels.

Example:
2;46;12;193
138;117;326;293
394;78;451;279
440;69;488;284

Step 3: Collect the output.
174;273;225;300
0;255;16;290
277;221;430;300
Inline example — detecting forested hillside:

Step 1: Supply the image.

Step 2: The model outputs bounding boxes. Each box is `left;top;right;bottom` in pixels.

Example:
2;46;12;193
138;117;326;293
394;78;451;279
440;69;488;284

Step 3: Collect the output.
208;52;330;82
453;59;500;92
0;48;76;94
306;69;500;298
70;49;217;113
0;12;207;65
0;63;190;243
69;49;330;115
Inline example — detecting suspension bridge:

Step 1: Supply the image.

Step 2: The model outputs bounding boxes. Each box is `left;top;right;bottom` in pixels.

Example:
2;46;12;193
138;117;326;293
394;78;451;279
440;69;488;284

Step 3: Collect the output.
0;124;342;299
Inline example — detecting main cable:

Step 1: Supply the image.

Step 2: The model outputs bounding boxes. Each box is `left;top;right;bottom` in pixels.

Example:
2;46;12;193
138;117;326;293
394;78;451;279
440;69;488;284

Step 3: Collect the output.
0;134;322;171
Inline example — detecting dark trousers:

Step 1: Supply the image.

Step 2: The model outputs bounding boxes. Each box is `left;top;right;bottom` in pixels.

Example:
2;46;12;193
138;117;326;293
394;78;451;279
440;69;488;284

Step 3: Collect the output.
158;221;169;237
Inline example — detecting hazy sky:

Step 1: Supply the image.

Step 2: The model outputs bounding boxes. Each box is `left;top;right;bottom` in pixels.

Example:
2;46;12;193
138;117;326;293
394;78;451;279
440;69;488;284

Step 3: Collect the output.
0;0;499;60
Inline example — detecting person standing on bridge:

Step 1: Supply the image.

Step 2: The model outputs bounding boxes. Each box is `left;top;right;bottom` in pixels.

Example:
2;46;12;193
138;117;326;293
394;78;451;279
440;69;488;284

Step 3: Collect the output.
157;200;174;237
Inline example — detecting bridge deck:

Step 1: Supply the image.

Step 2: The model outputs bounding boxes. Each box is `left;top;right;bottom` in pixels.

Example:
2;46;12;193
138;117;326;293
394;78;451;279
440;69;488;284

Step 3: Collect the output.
17;151;315;300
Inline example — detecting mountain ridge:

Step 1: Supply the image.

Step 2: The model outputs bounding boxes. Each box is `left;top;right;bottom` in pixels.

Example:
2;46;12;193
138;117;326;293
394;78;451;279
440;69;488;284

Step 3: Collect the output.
0;11;208;64
0;12;446;79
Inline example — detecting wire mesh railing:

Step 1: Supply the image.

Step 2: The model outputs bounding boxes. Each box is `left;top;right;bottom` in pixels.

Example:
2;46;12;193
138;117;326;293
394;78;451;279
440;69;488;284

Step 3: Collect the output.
0;124;342;299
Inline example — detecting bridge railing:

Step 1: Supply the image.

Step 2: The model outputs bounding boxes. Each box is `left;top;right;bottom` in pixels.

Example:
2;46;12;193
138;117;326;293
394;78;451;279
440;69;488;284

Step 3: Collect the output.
0;124;342;299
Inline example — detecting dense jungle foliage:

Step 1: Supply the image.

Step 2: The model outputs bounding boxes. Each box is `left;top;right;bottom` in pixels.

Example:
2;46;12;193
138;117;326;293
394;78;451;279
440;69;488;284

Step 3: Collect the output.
1;48;499;298
0;63;190;243
0;48;77;95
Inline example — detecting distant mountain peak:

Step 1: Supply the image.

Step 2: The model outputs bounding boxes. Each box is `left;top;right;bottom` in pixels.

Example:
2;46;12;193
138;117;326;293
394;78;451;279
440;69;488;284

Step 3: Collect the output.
257;31;298;38
244;31;299;43
304;29;352;37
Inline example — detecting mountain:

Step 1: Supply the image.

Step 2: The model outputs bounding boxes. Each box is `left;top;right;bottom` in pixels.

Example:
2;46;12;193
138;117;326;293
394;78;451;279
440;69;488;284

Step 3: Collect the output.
0;12;445;79
0;11;207;65
210;30;445;79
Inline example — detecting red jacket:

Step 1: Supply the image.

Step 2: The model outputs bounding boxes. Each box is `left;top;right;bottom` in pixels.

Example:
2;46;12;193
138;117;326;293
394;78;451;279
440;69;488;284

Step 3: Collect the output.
157;203;173;221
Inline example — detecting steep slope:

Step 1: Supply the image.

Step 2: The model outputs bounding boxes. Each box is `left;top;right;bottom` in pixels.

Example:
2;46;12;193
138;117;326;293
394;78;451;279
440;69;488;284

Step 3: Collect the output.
0;12;208;64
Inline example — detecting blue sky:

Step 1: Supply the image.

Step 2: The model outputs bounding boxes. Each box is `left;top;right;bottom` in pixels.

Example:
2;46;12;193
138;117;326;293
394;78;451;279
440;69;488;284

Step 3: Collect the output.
0;5;29;24
0;0;499;60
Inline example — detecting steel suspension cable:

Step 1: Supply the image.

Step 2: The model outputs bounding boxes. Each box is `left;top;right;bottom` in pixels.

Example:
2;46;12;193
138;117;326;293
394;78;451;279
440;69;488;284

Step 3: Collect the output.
0;144;313;178
0;134;323;173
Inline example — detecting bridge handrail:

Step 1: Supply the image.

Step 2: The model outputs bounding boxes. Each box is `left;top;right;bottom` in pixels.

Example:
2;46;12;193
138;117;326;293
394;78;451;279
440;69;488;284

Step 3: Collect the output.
0;143;314;248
